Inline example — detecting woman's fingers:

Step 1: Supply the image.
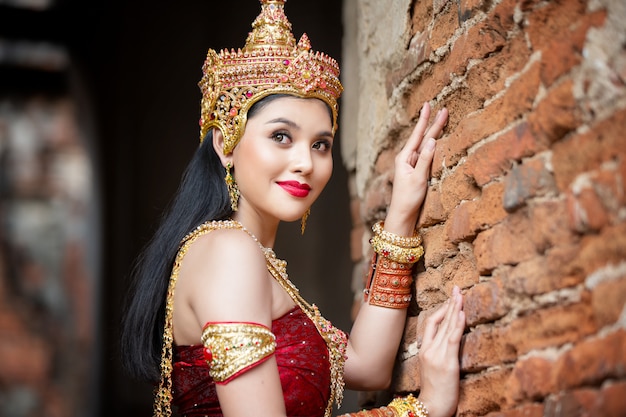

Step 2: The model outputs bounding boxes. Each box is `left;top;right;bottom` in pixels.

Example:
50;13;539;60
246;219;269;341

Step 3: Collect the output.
423;286;465;348
417;107;448;154
397;103;432;163
399;103;449;163
422;298;449;344
412;138;436;180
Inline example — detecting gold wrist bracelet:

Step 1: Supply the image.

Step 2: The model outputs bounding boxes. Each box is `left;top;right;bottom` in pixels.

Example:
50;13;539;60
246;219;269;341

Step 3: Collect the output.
372;221;422;248
370;235;424;264
387;394;429;417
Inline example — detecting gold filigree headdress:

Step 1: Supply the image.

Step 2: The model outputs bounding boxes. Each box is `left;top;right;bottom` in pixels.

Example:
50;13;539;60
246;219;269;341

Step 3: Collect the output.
198;0;343;154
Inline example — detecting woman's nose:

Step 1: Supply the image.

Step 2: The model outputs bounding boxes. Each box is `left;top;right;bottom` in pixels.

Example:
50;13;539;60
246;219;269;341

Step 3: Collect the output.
291;143;313;174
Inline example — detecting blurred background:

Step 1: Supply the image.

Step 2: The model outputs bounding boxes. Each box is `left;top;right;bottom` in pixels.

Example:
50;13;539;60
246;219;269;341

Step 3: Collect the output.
0;1;354;416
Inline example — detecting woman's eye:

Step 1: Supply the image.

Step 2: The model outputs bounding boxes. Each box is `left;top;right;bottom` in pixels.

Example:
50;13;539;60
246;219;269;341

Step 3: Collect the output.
313;140;332;152
271;132;290;144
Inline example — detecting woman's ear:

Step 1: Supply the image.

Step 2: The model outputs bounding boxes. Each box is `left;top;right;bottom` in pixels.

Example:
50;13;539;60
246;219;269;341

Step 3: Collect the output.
212;128;233;167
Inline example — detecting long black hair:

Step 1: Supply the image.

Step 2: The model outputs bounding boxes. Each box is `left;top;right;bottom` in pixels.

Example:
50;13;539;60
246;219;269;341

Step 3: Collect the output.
120;94;294;382
120;131;231;382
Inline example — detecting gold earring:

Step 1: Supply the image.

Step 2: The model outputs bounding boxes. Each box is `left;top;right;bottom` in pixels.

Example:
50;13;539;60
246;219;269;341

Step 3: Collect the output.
301;208;310;235
224;162;239;211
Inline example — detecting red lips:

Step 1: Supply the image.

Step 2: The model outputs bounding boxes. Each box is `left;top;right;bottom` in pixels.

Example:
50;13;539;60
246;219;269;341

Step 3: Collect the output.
277;181;311;198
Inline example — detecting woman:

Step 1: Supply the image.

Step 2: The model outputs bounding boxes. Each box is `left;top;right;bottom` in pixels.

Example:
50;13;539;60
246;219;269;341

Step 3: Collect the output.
121;1;465;416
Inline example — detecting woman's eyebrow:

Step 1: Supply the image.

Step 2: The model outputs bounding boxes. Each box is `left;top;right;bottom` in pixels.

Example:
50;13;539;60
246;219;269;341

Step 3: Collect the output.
266;117;333;138
266;117;299;129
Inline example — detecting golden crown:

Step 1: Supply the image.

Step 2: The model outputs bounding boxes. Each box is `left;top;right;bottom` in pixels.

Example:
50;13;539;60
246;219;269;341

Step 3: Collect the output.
198;0;343;154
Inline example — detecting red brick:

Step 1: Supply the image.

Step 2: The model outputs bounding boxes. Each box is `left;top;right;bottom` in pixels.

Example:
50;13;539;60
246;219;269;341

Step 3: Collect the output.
422;224;459;268
396;302;452;392
594;158;626;211
440;244;480;289
465;33;532;105
362;174;392;222
528;80;582;144
410;0;434;35
392;349;420;392
507;299;597;355
405;0;519;125
462;300;597;370
592;275;626;327
567;186;610;233
404;66;449;123
544;388;598;417
446;201;474;243
573;223;626;277
503;155;557;212
554;329;626;390
528;200;577;254
445;19;507;76
596;380;626;417
460;0;485;16
462;325;516;371
415;267;447;307
552;107;626;192
385;31;432;95
526;1;606;86
525;0;586;49
429;1;460;52
464;278;509;327
440;164;480;213
437;85;485;132
567;158;626;233
506;355;556;404
466;122;548;187
419;183;447;227
457;368;512;416
433;61;541;176
539;10;606;86
474;211;538;274
503;244;584;296
470;176;508;229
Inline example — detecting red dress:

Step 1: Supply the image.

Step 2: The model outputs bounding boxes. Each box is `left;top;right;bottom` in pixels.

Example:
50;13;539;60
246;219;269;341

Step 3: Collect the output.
172;306;332;417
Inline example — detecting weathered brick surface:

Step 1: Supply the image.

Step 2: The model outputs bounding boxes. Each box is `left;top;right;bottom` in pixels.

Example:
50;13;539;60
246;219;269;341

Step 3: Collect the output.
347;0;626;414
474;212;538;274
463;278;508;327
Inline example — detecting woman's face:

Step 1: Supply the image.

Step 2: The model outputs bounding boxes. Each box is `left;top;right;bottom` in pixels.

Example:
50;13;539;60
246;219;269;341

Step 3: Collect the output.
231;96;334;225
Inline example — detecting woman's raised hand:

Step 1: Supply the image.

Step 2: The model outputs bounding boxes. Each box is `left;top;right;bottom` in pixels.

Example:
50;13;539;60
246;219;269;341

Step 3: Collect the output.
418;286;465;417
385;102;448;234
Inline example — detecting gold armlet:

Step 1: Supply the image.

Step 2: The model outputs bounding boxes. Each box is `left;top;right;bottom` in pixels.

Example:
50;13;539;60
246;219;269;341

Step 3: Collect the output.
201;322;276;384
364;253;414;309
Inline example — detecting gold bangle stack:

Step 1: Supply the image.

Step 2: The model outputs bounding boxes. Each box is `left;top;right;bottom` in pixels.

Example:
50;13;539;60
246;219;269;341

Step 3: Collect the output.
372;221;422;247
370;221;424;265
370;237;424;264
387;394;429;417
338;394;428;417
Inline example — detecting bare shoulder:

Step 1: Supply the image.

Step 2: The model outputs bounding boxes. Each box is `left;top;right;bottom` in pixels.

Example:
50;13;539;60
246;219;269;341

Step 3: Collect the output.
176;228;272;327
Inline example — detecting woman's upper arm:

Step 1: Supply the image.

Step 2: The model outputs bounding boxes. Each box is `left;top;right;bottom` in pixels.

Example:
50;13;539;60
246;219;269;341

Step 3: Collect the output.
178;229;287;416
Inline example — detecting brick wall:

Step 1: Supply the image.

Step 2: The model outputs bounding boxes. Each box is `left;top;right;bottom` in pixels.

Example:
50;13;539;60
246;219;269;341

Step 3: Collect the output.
341;0;626;415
